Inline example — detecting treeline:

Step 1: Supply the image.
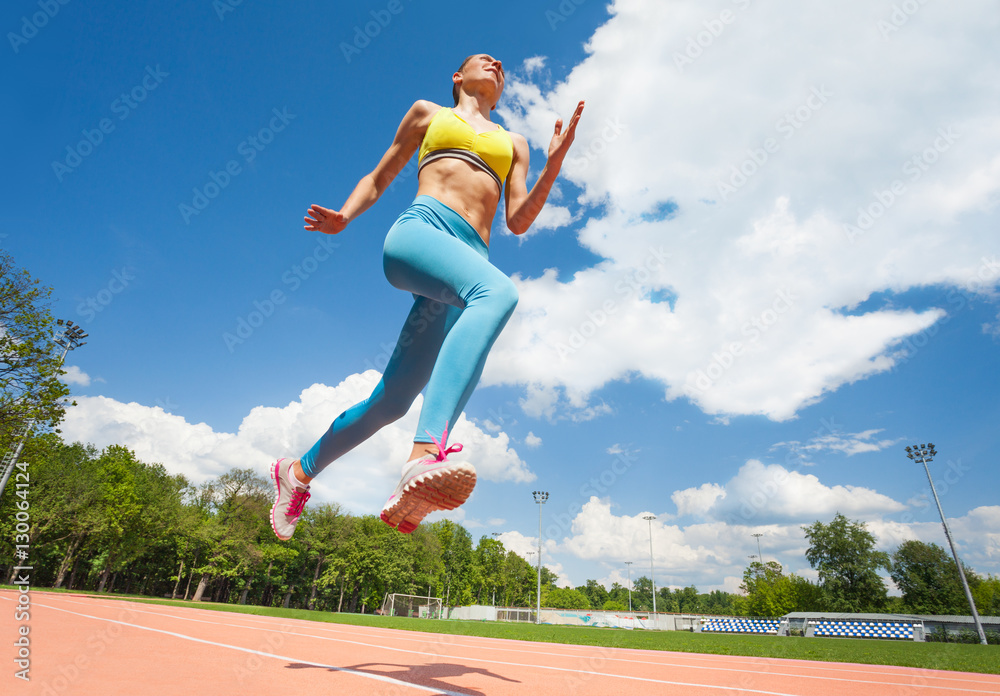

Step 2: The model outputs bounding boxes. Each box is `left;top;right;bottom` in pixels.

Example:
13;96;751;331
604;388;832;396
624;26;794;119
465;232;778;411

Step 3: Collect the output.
2;436;998;619
0;435;556;612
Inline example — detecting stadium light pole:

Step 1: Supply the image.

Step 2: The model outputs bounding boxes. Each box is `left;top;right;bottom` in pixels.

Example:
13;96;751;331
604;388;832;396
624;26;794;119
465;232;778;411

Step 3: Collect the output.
752;533;764;563
0;320;87;501
625;561;634;612
491;532;501;607
906;444;987;646
532;491;548;624
526;551;536;612
643;515;657;626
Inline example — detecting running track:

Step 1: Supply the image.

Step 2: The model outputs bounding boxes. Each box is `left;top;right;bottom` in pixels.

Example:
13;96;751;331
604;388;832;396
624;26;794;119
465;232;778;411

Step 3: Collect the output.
3;591;998;695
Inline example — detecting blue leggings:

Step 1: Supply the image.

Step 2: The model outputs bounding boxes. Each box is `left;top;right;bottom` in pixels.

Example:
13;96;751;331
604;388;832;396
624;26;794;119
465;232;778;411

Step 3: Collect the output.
299;195;519;478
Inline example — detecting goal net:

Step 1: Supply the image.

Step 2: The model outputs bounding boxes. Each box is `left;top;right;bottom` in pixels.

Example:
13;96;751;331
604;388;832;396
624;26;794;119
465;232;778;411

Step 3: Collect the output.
496;607;535;623
380;593;444;619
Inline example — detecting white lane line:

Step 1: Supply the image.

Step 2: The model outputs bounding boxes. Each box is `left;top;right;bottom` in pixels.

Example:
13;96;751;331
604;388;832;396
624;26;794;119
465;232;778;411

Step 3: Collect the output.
194;609;999;687
83;598;993;688
34;602;468;696
35;597;1000;695
48;600;997;694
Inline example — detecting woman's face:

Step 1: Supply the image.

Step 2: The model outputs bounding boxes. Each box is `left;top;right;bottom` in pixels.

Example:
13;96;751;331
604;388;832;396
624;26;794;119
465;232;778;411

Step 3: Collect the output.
460;54;505;100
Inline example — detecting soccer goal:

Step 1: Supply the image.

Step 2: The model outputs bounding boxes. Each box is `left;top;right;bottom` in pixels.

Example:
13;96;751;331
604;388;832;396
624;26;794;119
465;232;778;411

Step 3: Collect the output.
496;607;535;623
380;593;444;619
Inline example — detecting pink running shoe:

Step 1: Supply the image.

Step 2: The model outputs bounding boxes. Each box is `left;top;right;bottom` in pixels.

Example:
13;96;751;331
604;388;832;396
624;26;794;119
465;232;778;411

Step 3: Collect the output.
270;458;311;541
380;422;476;534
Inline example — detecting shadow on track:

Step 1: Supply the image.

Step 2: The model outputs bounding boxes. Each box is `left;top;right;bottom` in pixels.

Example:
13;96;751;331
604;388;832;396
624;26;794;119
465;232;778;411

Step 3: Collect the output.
287;660;521;696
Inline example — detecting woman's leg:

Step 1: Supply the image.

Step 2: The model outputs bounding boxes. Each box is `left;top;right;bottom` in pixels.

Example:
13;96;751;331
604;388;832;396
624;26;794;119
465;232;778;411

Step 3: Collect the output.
272;294;454;541
377;205;518;533
297;294;456;479
383;215;519;448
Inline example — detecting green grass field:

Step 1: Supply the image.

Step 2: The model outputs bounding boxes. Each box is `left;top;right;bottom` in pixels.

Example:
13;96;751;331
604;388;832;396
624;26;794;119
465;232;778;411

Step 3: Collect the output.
19;587;1000;675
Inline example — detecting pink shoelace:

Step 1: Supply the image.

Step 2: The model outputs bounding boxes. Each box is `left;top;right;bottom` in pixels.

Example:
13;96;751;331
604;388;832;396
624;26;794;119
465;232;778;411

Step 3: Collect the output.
287;488;310;517
425;420;463;462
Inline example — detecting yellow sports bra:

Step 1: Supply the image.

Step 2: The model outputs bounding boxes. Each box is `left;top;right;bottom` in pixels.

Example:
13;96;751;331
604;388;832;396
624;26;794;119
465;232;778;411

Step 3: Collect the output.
418;108;513;191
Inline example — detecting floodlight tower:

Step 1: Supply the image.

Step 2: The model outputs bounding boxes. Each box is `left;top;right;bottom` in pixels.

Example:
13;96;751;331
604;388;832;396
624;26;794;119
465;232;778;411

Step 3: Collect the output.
625;561;634;612
0;320;88;500
905;444;987;646
532;491;548;624
643;514;657;625
752;532;764;563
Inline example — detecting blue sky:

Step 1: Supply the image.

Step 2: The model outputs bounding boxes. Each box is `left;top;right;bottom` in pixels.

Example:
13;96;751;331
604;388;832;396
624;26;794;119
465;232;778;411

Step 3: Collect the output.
5;0;999;594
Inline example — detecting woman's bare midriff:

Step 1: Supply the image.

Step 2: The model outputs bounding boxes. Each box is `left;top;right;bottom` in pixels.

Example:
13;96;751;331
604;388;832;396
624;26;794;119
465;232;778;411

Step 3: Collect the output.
415;159;502;246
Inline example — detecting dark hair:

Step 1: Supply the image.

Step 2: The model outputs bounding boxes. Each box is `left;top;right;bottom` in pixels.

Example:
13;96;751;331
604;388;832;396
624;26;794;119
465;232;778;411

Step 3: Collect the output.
452;55;476;106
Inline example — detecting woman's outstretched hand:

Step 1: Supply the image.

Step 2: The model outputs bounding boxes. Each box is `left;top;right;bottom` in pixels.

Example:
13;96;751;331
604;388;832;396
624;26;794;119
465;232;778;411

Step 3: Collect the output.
547;100;585;165
304;205;349;235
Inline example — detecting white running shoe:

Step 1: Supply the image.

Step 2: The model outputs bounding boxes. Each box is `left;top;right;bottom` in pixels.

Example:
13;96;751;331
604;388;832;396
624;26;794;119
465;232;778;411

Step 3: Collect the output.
380;423;476;534
270;458;311;541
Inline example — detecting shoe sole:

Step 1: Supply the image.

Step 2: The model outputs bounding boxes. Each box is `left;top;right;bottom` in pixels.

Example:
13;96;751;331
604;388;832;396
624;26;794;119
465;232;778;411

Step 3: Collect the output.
381;464;477;534
270;459;293;541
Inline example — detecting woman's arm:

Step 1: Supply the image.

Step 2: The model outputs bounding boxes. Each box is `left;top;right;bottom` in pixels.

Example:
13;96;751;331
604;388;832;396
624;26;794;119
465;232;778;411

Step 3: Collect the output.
305;100;438;235
504;100;585;236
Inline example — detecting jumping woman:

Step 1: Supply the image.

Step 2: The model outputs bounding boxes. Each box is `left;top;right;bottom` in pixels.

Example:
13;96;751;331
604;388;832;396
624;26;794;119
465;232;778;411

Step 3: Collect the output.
270;54;585;540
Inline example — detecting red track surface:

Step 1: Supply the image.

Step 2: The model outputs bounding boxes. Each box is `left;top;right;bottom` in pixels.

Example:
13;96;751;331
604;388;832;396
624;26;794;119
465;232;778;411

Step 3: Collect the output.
3;590;999;695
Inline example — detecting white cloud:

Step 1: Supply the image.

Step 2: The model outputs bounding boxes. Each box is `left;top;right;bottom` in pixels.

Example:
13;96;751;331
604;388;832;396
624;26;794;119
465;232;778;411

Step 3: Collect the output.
671;459;906;524
524;431;542;448
805;430;900;456
552;497;1000;589
60;371;534;515
522;55;547;75
548;562;573;588
527;204;573;232
484;0;1000;422
61;365;91;386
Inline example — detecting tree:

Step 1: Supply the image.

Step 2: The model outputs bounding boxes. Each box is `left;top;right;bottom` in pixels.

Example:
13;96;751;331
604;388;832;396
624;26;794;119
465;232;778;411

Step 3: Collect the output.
972;576;1000;617
675;586;702;613
577;579;609;609
740;561;823;616
889;540;975;614
803;513;890;612
473;536;506;605
543;586;590;609
0;252;72;439
741;561;796;617
702;589;742;615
